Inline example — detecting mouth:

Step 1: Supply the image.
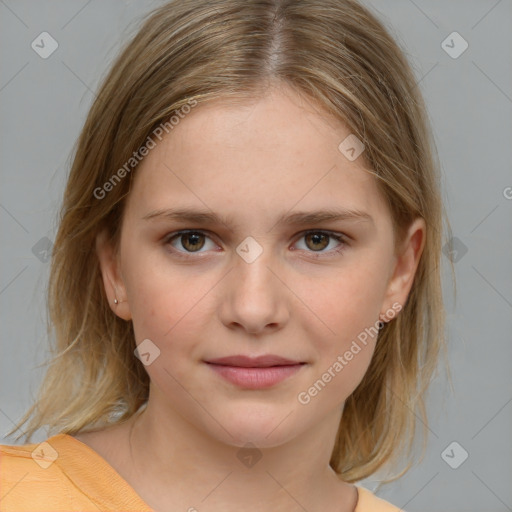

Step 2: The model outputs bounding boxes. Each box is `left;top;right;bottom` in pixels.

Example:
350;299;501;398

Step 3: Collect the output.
204;355;307;389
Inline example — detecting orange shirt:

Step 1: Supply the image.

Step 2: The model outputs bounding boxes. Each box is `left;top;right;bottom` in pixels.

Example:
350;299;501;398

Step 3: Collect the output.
0;434;403;511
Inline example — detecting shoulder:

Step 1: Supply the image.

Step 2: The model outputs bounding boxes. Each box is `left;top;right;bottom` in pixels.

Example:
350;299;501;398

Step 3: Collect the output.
355;485;405;512
0;434;97;511
0;436;62;480
0;433;152;511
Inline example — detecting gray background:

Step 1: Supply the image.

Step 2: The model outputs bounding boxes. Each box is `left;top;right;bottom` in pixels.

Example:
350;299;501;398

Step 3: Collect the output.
1;1;511;511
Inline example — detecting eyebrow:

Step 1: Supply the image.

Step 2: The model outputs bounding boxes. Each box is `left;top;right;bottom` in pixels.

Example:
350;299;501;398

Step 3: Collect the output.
142;206;374;229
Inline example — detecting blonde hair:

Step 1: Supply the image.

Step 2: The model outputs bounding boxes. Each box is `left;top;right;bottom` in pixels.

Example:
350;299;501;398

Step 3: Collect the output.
8;0;455;484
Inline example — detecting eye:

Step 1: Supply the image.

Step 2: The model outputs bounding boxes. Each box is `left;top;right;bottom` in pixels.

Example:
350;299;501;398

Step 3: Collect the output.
165;230;217;256
293;230;348;257
164;229;348;259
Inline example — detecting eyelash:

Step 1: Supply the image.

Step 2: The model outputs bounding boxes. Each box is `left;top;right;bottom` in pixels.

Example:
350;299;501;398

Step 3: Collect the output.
163;229;349;260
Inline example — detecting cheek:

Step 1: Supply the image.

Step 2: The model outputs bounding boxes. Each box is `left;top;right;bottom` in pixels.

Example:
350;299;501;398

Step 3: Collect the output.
292;258;387;395
295;261;385;342
120;243;177;339
122;245;218;347
123;260;212;392
296;289;379;408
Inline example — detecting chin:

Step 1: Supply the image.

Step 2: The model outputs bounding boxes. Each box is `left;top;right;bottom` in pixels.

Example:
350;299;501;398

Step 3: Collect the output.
201;403;304;449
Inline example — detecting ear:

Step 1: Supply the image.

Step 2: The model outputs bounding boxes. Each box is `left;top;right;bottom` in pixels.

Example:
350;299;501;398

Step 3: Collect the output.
96;228;132;321
380;217;426;320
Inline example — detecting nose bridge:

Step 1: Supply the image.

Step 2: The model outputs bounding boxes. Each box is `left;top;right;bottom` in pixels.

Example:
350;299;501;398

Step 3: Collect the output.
221;235;289;332
234;235;280;300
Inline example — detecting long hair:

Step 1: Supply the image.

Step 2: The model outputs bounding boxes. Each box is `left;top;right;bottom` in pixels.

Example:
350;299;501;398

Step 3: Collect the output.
7;0;455;483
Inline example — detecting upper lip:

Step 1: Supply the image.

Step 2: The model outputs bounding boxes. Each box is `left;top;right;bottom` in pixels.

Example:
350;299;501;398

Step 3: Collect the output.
205;355;304;367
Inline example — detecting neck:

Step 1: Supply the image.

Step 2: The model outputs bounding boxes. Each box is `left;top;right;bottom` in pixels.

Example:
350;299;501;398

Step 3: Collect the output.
125;390;357;512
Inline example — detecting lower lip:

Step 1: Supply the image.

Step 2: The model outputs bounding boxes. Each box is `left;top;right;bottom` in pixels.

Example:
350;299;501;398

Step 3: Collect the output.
205;363;304;389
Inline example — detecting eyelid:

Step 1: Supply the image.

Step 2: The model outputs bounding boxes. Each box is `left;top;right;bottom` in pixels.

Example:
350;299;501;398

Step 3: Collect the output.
300;229;350;242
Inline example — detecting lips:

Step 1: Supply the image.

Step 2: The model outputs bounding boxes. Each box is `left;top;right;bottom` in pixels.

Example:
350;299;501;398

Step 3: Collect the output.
205;355;303;368
204;355;306;389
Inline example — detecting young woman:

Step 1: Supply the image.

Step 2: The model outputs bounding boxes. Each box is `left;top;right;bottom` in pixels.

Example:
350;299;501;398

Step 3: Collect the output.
0;1;453;510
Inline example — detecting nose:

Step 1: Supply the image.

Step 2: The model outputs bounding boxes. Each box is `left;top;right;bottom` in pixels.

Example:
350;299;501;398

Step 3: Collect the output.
218;244;290;336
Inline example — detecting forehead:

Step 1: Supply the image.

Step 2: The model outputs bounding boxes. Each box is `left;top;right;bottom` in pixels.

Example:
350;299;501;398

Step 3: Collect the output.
126;86;390;228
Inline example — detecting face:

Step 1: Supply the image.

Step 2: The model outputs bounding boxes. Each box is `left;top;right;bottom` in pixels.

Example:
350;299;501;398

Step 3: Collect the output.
97;84;425;448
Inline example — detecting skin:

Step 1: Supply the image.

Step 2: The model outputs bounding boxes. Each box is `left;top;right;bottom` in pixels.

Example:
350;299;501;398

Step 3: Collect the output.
75;83;425;512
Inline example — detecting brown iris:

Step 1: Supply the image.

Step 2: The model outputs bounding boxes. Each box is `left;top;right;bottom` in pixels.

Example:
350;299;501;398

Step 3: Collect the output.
304;232;329;251
180;232;205;252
